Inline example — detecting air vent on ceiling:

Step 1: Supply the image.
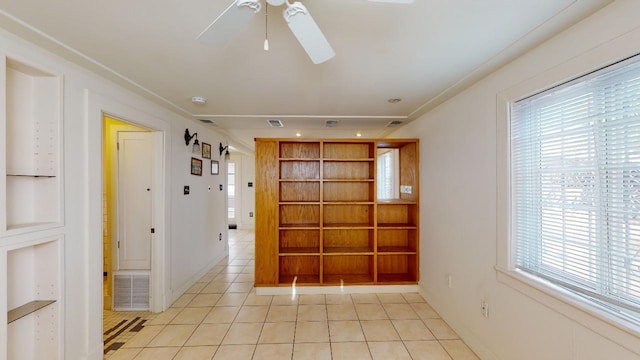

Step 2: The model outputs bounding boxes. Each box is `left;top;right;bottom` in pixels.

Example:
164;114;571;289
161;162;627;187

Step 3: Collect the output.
325;120;339;127
267;119;284;128
386;120;403;127
199;119;217;126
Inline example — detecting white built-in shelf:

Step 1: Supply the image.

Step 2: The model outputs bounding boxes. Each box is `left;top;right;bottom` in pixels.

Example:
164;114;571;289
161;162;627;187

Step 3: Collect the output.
7;300;56;323
6;174;56;178
2;54;63;234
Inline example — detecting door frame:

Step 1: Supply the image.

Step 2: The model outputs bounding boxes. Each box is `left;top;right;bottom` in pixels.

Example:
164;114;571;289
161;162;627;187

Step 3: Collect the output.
101;119;165;312
87;90;170;357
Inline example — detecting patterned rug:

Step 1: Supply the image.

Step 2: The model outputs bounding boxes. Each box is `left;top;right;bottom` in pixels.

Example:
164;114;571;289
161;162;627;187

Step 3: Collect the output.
103;310;156;357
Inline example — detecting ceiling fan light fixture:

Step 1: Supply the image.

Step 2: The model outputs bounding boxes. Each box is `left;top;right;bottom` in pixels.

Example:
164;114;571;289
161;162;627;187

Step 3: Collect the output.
283;2;335;64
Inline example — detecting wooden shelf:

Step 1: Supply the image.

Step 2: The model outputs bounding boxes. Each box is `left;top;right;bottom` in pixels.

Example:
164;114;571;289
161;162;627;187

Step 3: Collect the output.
377;224;418;229
323;224;374;229
279;225;321;230
279;274;320;285
377;273;417;283
323;247;373;254
377;246;416;254
256;138;419;287
322;158;374;162
324;274;374;284
378;199;417;204
279;247;320;255
7;300;55;323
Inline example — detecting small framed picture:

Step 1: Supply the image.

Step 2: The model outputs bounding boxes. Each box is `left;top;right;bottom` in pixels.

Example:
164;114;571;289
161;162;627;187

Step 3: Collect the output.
191;157;202;176
202;142;211;159
211;160;219;175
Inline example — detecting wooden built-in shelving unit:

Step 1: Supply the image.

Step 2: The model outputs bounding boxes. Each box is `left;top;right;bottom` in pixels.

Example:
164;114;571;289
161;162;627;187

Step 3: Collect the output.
255;138;419;287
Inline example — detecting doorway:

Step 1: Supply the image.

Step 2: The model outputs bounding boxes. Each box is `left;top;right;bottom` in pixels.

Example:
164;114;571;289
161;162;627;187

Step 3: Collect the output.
102;116;156;312
228;160;237;229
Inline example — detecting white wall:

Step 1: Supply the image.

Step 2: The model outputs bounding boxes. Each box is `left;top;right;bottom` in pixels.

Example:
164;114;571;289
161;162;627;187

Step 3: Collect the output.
0;26;229;359
390;1;640;359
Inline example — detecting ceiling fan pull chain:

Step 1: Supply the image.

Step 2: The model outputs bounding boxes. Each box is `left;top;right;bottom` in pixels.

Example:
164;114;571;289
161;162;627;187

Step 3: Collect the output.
264;3;270;51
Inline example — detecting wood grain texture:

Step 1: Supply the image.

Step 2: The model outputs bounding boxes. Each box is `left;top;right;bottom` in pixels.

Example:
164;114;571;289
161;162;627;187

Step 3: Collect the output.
280;229;320;250
323;161;373;179
255;140;279;285
399;142;418;202
279;142;320;159
323;142;374;159
280;204;320;226
280;182;320;202
323;204;373;226
256;139;420;286
323;182;373;202
323;229;374;251
280;161;320;179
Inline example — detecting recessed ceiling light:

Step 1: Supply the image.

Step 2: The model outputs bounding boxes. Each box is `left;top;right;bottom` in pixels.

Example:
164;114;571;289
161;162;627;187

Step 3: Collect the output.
191;96;207;105
388;98;402;103
356;132;362;137
295;132;302;137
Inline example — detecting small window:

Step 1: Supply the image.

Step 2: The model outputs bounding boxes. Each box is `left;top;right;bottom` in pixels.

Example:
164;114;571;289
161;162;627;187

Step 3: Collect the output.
377;149;399;200
228;162;236;220
510;55;640;324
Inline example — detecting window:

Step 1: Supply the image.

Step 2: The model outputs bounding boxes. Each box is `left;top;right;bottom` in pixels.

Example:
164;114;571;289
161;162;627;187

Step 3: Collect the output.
510;55;640;324
377;149;399;200
228;162;236;220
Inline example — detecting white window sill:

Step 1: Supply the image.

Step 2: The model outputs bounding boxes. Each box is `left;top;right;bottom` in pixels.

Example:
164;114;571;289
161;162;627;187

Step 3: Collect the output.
495;266;640;354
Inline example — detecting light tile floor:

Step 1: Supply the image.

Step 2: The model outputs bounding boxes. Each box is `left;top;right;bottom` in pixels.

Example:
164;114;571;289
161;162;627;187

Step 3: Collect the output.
104;230;480;360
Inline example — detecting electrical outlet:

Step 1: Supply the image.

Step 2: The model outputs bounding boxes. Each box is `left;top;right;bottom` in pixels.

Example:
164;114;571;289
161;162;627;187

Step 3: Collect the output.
481;301;489;318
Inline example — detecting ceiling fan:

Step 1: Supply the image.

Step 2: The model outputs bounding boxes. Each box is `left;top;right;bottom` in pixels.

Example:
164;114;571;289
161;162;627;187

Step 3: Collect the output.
197;0;413;64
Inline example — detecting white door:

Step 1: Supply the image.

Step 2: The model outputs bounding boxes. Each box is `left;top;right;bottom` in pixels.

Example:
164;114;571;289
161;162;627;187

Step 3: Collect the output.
117;131;153;270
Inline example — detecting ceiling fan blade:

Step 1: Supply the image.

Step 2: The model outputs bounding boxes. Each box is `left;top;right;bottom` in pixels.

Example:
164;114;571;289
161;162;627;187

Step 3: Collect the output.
368;0;414;3
197;0;262;47
283;2;335;64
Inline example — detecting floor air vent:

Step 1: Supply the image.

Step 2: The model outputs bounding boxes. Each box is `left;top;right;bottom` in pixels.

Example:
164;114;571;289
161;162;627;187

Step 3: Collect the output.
113;272;150;311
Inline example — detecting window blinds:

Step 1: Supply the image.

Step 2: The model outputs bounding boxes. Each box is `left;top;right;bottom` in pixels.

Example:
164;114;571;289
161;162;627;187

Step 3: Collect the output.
511;55;640;323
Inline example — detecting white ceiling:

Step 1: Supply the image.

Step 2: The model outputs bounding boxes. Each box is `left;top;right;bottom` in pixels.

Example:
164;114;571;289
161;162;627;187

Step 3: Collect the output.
0;0;611;152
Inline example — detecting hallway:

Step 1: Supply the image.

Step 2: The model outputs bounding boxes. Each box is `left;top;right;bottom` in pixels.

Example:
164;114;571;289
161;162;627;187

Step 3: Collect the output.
104;230;479;360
